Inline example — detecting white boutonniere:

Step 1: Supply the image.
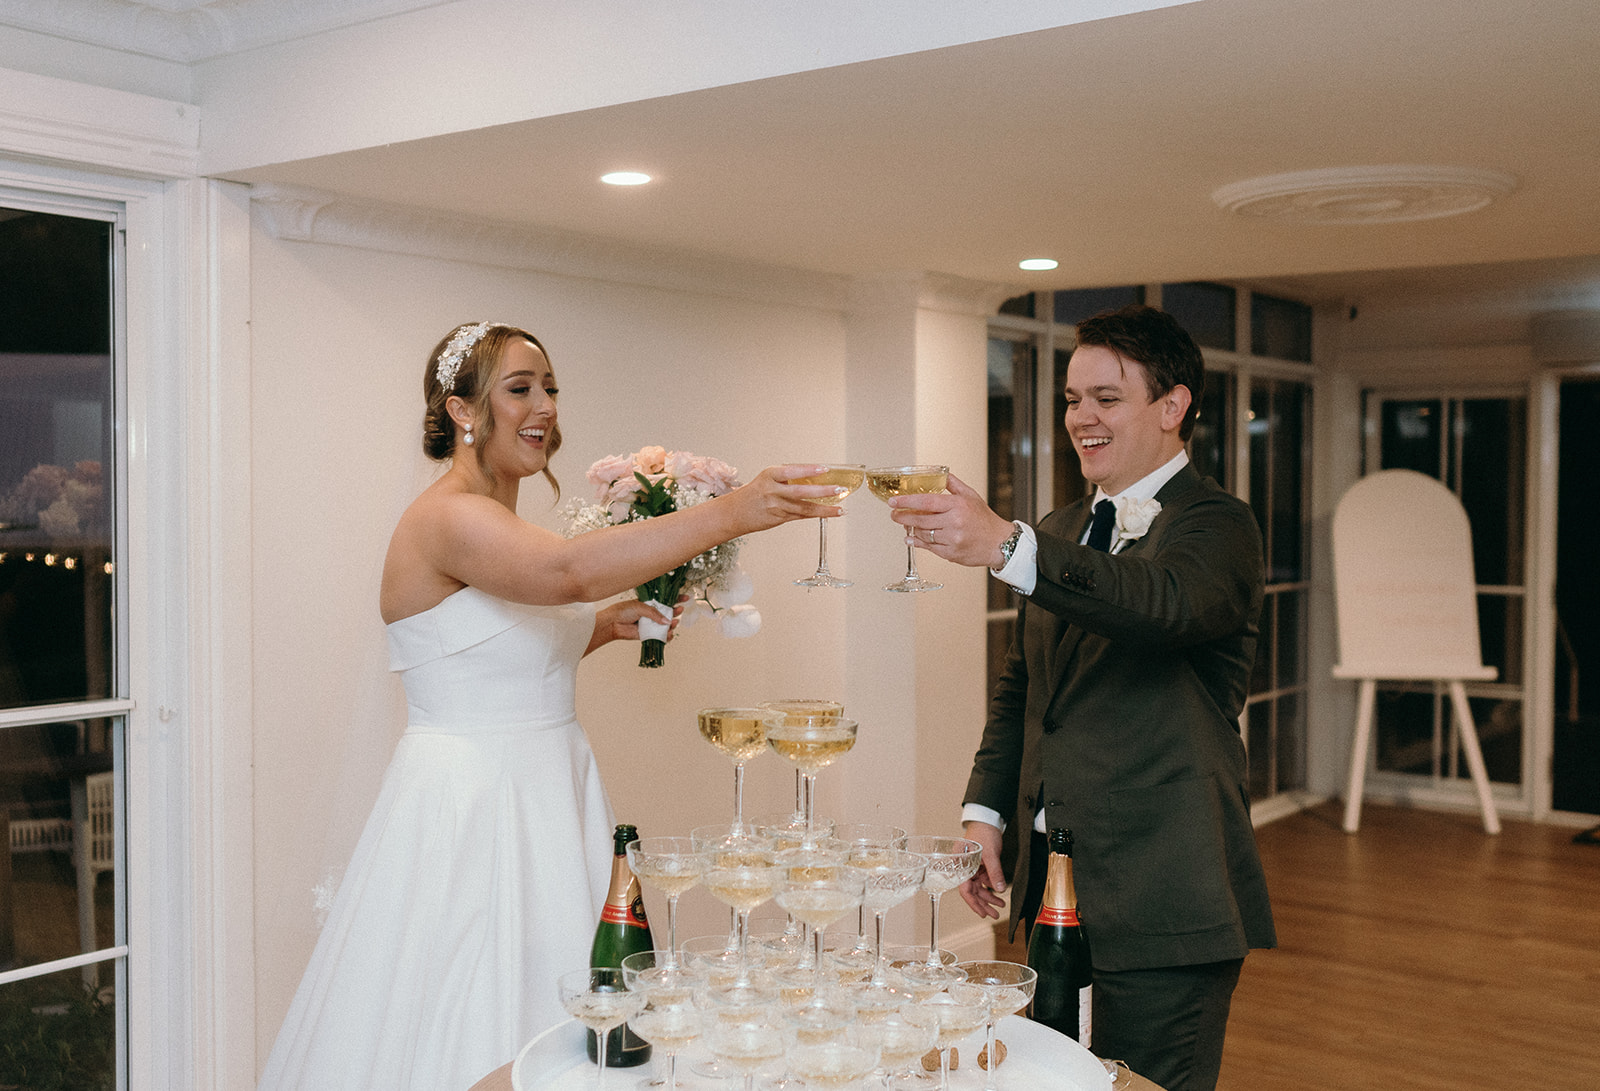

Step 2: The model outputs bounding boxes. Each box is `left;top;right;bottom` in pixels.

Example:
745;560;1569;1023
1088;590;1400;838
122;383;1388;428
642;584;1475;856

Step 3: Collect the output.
1112;496;1162;544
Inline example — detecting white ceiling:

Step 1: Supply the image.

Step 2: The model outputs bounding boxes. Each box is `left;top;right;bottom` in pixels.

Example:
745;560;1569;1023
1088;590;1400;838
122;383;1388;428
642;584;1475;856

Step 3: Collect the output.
8;0;1600;349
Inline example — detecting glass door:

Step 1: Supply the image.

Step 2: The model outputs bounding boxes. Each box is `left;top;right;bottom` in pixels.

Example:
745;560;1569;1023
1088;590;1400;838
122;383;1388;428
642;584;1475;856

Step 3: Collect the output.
1361;392;1530;807
1553;377;1600;819
0;199;125;1089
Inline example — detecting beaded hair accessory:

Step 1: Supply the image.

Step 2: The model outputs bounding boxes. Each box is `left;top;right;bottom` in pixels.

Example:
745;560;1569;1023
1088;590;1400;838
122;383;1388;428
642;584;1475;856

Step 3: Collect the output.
435;321;507;392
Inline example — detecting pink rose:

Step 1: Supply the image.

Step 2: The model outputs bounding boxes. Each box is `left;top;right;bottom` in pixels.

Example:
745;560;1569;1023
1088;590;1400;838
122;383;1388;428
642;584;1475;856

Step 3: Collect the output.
635;445;668;474
681;455;740;495
587;453;637;498
664;450;696;482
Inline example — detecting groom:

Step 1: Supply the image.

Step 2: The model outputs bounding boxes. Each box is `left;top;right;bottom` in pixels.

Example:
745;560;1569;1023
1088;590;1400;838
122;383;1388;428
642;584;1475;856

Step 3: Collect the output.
889;304;1275;1091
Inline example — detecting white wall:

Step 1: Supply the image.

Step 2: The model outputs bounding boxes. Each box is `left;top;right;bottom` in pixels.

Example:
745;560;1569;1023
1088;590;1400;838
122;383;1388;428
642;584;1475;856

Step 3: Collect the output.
246;220;999;1060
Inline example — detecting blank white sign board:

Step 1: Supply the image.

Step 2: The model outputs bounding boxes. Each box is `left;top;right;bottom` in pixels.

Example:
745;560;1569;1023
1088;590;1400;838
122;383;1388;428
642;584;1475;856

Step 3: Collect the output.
1330;469;1499;833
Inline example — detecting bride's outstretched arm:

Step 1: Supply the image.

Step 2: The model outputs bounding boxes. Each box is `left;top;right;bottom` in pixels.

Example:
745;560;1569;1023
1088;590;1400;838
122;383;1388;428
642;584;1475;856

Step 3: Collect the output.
423;464;842;606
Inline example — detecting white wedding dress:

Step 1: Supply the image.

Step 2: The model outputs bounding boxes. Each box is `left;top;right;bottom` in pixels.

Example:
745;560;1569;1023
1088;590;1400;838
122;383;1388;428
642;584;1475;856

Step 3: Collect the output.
259;587;615;1091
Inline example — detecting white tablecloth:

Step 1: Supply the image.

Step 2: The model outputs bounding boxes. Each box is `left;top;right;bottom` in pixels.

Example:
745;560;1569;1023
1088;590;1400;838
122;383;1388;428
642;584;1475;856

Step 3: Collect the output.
511;1013;1111;1090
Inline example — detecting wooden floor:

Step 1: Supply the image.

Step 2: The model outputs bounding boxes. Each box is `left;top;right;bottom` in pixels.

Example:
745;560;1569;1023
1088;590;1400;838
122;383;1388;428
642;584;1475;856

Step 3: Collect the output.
997;801;1600;1090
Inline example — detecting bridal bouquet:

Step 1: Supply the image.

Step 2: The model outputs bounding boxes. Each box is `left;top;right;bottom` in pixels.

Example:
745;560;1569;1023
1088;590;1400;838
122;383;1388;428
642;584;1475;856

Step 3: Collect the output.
564;445;760;667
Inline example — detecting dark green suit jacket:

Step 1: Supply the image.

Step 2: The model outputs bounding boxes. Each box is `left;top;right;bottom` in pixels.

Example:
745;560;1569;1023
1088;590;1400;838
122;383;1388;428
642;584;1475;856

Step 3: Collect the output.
964;463;1277;971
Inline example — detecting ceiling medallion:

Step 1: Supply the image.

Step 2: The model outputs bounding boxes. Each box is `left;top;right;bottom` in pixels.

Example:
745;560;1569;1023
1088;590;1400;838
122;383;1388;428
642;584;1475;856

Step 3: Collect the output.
1212;165;1519;225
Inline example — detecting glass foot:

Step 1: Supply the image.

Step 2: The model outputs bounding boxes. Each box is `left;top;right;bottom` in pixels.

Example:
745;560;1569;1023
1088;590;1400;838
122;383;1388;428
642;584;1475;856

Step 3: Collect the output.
795;571;853;588
883;577;942;592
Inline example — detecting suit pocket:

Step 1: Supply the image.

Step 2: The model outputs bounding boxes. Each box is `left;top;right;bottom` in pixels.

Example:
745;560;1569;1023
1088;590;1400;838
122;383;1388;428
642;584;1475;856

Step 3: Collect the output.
1108;777;1236;936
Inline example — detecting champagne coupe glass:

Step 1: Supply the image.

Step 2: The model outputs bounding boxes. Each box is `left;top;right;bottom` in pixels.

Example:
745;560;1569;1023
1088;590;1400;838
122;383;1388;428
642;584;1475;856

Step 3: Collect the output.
762;990;857;1091
692;824;779;965
760;699;845;826
628;837;708;970
772;840;849;973
792;464;866;588
871;1005;939;1090
773;869;865;997
954;961;1037;1091
765;717;858;841
903;836;983;989
786;1028;881;1091
622;951;707;1091
864;465;950;592
752;812;838;963
701;1004;787;1091
558;966;646;1089
698;707;781;833
847;849;926;987
920;983;990;1091
831;825;908;972
701;847;783;980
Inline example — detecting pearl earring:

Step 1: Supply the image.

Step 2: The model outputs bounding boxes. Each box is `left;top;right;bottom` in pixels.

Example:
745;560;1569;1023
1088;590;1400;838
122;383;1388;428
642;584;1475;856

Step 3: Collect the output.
464;428;474;447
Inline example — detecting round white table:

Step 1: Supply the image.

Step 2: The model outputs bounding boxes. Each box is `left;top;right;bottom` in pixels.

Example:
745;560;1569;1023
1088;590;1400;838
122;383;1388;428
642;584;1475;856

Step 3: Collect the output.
468;1013;1164;1090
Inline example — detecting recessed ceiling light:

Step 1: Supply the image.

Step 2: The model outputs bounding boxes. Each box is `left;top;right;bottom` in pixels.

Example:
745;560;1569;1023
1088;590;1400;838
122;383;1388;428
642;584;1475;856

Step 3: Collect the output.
1019;258;1059;271
601;171;652;186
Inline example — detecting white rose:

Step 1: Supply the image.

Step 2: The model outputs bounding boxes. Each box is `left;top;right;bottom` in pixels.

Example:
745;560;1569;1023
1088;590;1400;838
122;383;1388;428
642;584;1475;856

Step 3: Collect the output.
717;604;762;638
706;565;755;608
1113;496;1162;543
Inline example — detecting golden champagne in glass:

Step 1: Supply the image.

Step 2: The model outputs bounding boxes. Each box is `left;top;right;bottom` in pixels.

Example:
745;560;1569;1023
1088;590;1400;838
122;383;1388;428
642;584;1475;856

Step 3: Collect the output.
793;464;865;589
865;465;949;592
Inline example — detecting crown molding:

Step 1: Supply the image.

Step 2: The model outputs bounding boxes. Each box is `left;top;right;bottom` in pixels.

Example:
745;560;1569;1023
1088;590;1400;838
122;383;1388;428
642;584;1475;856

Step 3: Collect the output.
0;65;199;176
0;0;454;63
249;183;860;314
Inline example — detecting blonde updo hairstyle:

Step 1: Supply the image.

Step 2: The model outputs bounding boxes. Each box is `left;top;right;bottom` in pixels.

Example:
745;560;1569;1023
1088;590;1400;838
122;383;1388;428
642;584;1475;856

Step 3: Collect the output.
422;322;562;494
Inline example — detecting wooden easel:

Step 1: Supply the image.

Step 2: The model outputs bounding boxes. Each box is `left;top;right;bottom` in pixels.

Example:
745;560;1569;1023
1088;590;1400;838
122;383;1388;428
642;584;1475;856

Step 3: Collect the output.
1331;470;1501;834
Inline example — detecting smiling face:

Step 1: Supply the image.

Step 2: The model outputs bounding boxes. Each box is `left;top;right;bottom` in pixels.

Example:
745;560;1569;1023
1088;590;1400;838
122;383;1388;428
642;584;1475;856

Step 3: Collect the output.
1063;343;1190;496
449;334;560;481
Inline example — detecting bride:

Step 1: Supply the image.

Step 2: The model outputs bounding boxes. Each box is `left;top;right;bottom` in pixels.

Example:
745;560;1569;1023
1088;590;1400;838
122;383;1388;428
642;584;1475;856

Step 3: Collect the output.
259;321;838;1090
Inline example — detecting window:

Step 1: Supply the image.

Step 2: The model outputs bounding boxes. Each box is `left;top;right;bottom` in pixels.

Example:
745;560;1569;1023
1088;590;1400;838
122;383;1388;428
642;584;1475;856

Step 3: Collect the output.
0;200;124;1090
988;286;1316;807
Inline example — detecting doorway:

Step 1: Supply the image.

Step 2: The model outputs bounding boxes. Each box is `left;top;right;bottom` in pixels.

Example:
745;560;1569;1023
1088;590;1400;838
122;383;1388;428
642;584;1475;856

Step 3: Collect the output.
1553;377;1600;817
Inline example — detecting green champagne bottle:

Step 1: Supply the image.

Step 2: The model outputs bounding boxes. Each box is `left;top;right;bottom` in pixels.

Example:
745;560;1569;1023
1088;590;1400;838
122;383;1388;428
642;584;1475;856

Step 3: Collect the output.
586;823;655;1067
1026;827;1093;1046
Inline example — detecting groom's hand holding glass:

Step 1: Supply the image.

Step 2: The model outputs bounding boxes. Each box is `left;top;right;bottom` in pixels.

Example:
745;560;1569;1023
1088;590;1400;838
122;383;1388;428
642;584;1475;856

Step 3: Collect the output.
885;472;1019;569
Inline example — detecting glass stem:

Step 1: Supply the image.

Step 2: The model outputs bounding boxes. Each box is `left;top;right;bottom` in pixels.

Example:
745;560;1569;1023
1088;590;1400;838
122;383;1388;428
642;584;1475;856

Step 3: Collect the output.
904;542;918;581
872;910;888;984
815;517;829;574
665;894;680;968
940;1047;952;1091
802;773;818;838
665;1052;678;1091
596;1025;609;1086
927;892;942;964
732;761;746;828
795;769;805;815
985;1020;999;1091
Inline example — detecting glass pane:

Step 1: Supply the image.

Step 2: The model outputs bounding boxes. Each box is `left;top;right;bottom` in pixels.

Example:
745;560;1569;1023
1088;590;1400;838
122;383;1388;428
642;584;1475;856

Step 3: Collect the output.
1051;347;1089;512
0;206;116;711
1190;368;1230;489
997;292;1035;319
0;962;116;1090
1258;379;1307;583
1250;292;1313;362
1553;378;1600;814
1053;285;1143;327
1375;687;1437;774
1274;588;1303;693
1274;692;1304;793
987;337;1035;611
1246;700;1272;800
1379;399;1442;477
1459;398;1525;586
1477;593;1523;687
1472;694;1521;785
1161;282;1235;351
0;719;118;973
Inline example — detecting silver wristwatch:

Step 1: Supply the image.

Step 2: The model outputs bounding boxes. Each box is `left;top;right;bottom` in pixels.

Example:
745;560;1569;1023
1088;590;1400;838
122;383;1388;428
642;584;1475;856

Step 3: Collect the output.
994;521;1024;570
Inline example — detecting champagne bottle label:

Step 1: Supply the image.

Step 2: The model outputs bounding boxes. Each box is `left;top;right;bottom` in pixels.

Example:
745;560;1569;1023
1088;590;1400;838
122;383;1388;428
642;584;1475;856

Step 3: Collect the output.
599;890;650;928
1079;986;1093;1049
1035;903;1081;928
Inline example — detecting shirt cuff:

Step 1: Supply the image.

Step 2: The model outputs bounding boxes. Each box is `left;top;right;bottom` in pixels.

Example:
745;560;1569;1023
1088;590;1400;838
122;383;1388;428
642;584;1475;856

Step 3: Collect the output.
961;803;1007;832
990;521;1038;595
